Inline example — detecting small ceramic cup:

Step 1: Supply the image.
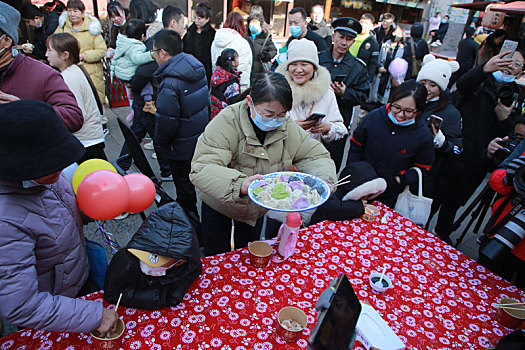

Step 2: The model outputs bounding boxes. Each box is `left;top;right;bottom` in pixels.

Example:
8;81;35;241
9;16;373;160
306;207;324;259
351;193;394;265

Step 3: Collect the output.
276;306;308;343
248;241;273;268
362;204;380;222
497;298;525;329
369;272;393;293
90;318;125;350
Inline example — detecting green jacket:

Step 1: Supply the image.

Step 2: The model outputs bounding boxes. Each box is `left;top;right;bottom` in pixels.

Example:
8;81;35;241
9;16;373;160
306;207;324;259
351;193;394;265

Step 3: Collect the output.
190;100;337;226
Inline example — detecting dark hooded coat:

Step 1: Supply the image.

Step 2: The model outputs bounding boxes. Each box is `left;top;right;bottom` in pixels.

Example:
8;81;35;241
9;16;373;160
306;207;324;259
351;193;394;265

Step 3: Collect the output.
104;202;202;309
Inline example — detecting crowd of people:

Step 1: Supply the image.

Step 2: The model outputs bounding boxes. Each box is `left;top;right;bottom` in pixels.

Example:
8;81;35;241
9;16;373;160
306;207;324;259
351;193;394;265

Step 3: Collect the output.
2;0;525;339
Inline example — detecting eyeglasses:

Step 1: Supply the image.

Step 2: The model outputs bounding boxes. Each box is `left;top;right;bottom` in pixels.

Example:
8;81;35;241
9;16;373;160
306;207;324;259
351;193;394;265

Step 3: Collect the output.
390;103;416;117
151;48;162;55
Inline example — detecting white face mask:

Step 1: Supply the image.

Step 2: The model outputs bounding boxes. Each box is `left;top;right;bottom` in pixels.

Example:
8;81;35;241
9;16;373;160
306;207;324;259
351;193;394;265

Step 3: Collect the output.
139;260;172;276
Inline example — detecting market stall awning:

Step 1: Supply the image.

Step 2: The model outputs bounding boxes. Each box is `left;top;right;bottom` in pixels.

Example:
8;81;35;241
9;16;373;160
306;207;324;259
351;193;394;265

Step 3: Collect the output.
491;1;525;13
450;1;506;11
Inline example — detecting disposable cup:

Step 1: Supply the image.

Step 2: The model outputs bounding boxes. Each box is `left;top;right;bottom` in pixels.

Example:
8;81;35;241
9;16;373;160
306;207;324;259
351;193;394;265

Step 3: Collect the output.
248;241;273;268
90;318;125;350
496;298;525;329
276;306;307;343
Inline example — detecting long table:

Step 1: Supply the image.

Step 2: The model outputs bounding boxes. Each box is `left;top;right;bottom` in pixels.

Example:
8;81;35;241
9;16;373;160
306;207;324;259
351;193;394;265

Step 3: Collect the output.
1;203;524;349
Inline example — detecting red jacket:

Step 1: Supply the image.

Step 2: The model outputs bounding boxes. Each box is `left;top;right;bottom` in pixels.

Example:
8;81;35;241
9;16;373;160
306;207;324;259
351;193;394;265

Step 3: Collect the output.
489;166;525;260
0;53;83;132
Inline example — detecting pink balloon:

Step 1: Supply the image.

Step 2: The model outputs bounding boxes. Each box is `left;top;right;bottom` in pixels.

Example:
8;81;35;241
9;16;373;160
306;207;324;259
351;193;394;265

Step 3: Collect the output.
124;173;156;213
77;170;130;220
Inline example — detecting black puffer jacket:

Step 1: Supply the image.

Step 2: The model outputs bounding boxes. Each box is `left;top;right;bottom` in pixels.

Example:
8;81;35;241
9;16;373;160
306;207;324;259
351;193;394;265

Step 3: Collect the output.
420;100;462;197
154;53;209;161
104;202;202;309
245;29;277;86
32;11;59;61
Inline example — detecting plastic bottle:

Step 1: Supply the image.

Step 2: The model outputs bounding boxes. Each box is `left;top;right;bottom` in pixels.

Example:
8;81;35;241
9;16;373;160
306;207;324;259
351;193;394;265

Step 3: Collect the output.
276;212;302;259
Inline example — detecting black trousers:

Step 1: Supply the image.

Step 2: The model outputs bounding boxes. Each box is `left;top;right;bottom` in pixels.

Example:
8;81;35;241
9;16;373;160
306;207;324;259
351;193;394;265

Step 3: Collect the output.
169;159;198;216
118;107;170;176
325;136;347;172
77;142;107;164
201;202;264;256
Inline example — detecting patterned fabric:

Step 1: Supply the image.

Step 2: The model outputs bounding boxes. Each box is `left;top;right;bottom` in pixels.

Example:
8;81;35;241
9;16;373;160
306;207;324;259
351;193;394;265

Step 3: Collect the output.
210;66;240;120
1;203;524;348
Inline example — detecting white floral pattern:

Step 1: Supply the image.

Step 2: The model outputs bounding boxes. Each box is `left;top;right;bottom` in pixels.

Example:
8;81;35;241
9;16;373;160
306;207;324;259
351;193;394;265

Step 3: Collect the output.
1;204;524;349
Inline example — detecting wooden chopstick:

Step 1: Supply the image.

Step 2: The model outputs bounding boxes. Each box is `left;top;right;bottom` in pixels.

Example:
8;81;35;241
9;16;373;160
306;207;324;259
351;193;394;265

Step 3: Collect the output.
334;174;351;186
333;180;351;188
493;302;525;307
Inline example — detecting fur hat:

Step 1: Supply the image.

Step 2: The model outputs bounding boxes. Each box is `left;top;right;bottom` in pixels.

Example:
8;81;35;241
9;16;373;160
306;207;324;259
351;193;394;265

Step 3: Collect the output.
0;2;21;43
417;54;460;91
337;162;387;201
285;38;319;70
0;100;85;181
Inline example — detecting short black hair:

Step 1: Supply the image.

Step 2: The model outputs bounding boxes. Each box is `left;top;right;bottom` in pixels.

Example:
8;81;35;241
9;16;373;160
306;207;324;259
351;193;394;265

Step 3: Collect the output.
382;13;395;21
153;29;182;56
465;26;475;38
162;5;184;29
389;80;428;113
195;1;212;19
129;0;157;24
289;7;307;21
21;3;44;19
250;73;293;111
125;19;146;41
361;13;374;23
444;15;450;19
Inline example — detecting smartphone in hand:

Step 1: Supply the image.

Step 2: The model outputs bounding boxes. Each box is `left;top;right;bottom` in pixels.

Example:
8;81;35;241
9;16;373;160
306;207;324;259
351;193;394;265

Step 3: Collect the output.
500;40;519;59
305;113;325;122
427;115;443;132
334;74;346;83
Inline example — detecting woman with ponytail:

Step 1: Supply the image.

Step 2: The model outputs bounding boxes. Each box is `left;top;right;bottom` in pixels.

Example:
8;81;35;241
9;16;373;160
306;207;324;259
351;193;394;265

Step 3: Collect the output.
209;48;241;119
46;33;107;162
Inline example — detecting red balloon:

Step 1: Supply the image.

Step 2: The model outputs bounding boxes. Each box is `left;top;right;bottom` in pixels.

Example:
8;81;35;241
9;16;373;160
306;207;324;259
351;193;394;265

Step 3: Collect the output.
77;170;130;220
124;173;156;213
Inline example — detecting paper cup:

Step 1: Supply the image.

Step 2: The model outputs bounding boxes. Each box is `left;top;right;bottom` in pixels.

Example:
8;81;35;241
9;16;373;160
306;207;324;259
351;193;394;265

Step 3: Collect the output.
248;241;273;268
362;205;380;222
90;318;125;350
369;272;393;293
497;298;525;329
276;306;307;343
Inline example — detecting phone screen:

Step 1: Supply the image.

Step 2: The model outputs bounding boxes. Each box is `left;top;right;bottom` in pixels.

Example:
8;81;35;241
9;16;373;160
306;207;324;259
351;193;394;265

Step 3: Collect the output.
306;113;325;122
308;274;361;350
500;40;518;59
427;115;443;131
334;75;346;83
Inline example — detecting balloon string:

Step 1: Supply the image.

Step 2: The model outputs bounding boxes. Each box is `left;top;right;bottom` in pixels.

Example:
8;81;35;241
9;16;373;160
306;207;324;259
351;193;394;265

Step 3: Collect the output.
111;218;131;239
95;220;121;253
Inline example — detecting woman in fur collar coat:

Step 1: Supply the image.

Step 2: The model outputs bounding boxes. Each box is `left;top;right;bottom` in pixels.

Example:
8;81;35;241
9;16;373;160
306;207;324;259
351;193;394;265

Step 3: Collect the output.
276;38;347;144
55;0;107;105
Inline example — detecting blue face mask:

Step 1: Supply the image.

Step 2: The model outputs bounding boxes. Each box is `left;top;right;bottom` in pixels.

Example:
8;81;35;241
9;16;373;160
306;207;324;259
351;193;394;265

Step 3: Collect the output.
388;112;415;126
251;105;286;131
249;23;262;37
493;71;516;84
289;25;303;38
114;18;126;27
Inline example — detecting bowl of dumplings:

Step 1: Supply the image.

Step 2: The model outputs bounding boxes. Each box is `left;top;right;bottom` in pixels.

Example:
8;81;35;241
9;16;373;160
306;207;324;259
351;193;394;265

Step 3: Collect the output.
248;172;330;212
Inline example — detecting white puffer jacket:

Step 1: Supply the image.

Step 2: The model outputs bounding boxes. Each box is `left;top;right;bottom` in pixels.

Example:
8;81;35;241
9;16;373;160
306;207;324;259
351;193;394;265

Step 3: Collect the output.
211;28;252;89
276;64;347;143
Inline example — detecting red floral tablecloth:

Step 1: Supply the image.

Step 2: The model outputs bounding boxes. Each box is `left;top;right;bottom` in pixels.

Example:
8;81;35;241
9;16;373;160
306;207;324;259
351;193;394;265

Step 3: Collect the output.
1;203;525;350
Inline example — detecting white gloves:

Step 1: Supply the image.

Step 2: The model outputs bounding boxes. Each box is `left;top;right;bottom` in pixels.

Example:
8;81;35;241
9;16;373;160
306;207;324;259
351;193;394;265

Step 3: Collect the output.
433;129;445;148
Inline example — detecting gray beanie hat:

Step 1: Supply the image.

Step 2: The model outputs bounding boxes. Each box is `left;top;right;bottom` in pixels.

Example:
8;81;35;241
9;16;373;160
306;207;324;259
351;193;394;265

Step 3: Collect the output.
285;39;319;70
0;2;20;44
